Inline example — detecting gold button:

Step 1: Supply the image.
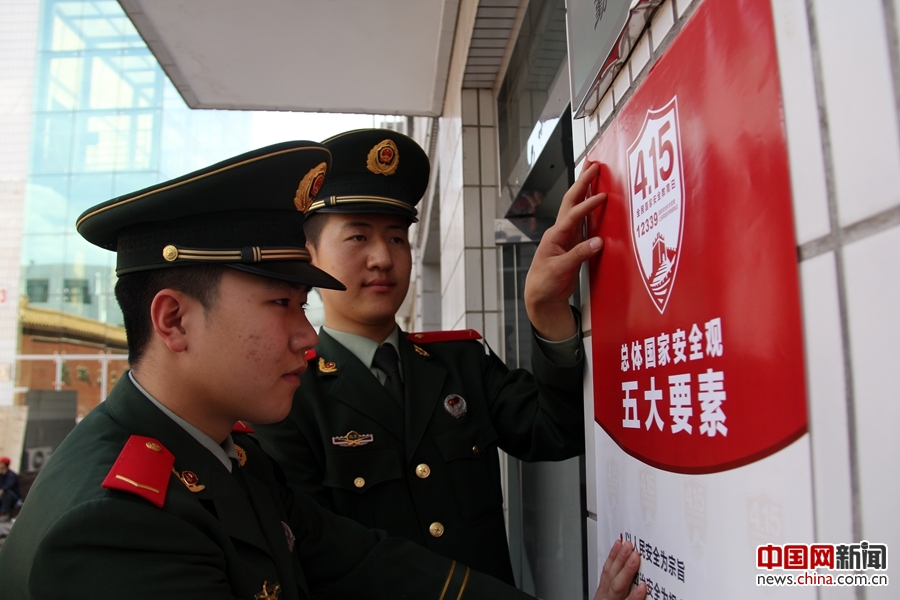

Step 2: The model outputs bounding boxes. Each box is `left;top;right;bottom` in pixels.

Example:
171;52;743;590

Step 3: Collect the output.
429;522;444;538
415;464;431;479
353;477;365;488
145;441;161;452
162;245;179;262
472;445;480;455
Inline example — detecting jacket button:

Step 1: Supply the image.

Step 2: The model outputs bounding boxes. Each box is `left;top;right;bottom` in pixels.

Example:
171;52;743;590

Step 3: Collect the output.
472;445;480;455
429;522;445;538
353;477;365;488
415;464;431;478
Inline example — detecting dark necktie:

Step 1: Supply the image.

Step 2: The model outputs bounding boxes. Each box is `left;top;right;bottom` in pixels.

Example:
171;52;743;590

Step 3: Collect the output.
372;344;404;408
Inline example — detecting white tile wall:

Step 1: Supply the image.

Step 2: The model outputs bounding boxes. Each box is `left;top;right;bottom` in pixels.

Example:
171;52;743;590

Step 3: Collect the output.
630;30;652;80
441;230;463;296
844;227;900;576
462;89;479;126
442;258;466;329
479;126;497;186
572;114;587;161
799;252;854;546
466;311;484;334
650;0;676;51
675;0;693;19
595;90;613;135
463;187;482;248
771;0;831;245
464;248;483;311
439;188;462;263
482;248;498;311
478;89;495;127
462;126;481;185
611;68;631;107
480;187;495;246
585;515;599;595
813;0;900;226
583;340;597;515
484;310;500;351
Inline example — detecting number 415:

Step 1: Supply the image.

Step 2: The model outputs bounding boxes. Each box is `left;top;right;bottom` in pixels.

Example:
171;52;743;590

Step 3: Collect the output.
634;121;675;199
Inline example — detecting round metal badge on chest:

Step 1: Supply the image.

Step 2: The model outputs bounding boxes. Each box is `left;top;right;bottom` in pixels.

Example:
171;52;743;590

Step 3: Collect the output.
443;394;467;418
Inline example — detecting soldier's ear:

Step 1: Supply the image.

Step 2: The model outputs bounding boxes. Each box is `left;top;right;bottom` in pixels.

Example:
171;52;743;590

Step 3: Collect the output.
149;288;193;353
307;240;319;265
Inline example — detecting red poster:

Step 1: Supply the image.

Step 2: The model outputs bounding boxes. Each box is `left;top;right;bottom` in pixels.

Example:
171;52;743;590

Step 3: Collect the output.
587;0;807;474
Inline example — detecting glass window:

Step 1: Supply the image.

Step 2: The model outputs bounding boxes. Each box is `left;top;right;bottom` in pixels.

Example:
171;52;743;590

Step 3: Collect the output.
63;278;90;304
26;280;50;303
503;239;585;598
497;0;568;186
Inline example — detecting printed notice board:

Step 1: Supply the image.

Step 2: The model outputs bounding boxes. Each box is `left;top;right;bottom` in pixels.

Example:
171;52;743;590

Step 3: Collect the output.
584;0;816;597
586;0;807;474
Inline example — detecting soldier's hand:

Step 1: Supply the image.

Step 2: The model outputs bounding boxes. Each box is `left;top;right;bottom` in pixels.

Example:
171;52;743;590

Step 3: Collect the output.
594;540;647;600
524;161;606;341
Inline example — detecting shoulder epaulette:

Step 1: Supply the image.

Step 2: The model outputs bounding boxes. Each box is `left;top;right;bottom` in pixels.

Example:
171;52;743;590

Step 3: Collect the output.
232;421;255;434
101;435;174;508
408;329;483;344
305;349;317;361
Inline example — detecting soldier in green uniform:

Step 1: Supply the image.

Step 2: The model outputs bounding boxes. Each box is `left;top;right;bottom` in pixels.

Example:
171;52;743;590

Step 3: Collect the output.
0;140;645;600
254;129;608;586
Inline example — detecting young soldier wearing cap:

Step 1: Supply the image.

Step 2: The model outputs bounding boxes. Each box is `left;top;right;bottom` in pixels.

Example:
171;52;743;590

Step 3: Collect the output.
254;129;611;586
0;141;647;600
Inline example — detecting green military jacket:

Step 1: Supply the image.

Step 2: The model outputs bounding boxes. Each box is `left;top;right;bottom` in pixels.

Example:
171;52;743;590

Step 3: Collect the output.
255;328;585;585
0;376;531;600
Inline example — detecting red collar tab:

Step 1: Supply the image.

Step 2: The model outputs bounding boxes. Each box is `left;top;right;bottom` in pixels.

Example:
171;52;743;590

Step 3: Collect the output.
305;349;317;361
232;421;255;434
407;329;482;344
101;435;174;508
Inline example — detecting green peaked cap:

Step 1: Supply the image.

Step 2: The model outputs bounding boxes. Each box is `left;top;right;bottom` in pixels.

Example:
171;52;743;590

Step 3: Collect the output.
76;141;345;290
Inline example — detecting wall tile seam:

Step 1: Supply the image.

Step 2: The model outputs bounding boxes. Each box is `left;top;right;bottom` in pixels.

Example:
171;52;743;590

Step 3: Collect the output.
804;0;865;552
798;203;900;261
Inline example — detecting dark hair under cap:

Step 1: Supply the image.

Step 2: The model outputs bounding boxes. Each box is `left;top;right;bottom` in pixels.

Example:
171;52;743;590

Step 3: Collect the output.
307;129;430;222
76;141;345;290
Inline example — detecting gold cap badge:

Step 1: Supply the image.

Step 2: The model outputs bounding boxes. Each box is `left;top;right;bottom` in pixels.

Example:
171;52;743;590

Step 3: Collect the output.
366;139;400;176
295;161;327;213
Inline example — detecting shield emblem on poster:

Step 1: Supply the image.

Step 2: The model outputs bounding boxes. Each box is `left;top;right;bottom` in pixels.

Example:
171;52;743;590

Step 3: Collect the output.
626;97;685;314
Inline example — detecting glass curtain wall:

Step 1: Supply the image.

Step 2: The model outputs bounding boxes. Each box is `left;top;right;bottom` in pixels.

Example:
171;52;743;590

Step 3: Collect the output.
17;0;253;420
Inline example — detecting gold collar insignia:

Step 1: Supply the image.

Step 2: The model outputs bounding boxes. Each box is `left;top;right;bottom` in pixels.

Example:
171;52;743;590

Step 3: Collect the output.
173;468;205;492
234;445;247;467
